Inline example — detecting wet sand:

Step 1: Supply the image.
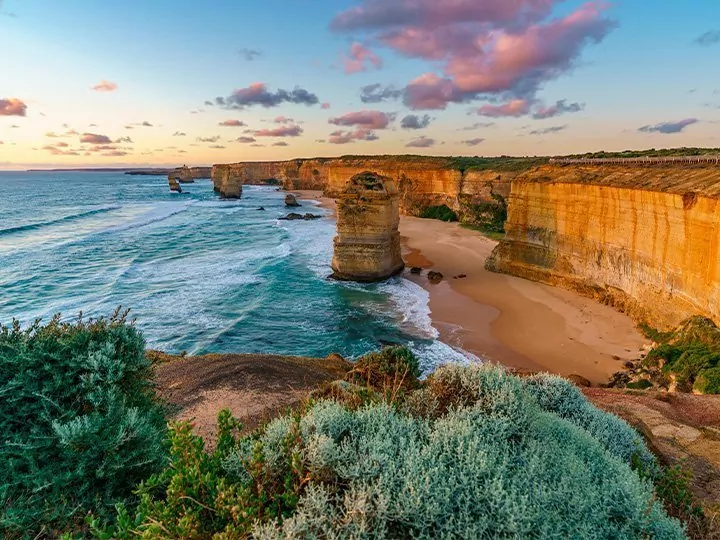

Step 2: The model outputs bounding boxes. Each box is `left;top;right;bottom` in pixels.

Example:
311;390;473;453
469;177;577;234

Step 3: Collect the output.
294;191;647;384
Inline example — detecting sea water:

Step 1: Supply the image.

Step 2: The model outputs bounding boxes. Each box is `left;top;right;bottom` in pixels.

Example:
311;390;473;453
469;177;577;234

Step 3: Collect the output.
0;171;474;372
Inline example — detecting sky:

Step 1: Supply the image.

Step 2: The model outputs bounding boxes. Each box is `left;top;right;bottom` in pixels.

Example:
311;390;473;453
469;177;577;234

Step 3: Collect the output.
1;0;719;169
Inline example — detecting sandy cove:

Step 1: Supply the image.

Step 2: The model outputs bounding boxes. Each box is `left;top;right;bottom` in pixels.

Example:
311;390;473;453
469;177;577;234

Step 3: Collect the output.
293;191;646;384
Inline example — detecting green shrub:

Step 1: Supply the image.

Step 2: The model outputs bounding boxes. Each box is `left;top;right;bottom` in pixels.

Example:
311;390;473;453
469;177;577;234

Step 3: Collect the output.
108;363;685;539
693;366;720;394
419;204;458;222
0;310;167;537
348;346;421;395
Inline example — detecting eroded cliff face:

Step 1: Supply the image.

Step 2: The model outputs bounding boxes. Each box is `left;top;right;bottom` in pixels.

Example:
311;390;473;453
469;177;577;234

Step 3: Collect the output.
211;158;515;219
487;164;720;329
331;172;404;282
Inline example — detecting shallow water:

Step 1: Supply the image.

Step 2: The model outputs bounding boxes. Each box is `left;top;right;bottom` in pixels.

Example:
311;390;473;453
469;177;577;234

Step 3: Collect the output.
0;171;475;372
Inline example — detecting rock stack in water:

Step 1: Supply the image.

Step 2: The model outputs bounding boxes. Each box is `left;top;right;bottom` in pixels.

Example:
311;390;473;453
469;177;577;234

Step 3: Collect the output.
331;172;404;282
219;167;243;199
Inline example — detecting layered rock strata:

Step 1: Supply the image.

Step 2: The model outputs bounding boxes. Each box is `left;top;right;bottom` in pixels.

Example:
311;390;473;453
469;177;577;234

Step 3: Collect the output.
331;172;404;282
487;164;720;329
211;157;516;219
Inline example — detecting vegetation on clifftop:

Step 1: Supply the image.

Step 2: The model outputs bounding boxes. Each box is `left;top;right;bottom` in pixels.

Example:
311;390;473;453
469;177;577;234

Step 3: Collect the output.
1;316;700;538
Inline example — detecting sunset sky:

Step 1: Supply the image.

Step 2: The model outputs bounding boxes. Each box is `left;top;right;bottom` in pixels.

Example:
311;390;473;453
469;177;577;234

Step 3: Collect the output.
1;0;719;169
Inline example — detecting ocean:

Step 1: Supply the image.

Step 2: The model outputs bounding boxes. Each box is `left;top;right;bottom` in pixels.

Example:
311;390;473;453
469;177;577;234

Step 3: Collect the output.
0;171;473;372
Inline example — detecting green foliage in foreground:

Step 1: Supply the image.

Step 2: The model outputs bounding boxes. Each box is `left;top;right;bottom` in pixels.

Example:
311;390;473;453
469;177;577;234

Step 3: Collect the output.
419;204;458;222
0;310;168;537
641;317;720;393
97;357;685;539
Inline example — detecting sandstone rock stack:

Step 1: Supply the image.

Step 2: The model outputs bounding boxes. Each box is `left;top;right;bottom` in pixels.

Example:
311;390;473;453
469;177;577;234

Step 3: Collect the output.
331;172;404;282
168;176;182;193
219;167;243;199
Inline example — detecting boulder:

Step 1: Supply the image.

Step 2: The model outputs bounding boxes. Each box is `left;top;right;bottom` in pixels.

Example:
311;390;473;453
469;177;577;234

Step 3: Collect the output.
257;206;266;211
279;213;322;221
427;271;444;284
285;194;301;207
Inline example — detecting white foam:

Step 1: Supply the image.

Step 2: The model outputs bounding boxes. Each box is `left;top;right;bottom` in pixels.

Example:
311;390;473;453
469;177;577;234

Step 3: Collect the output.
101;201;193;234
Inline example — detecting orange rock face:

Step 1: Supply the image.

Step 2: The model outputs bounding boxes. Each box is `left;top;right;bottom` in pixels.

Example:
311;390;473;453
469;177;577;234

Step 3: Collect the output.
331;172;404;282
211;157;514;216
487;164;720;329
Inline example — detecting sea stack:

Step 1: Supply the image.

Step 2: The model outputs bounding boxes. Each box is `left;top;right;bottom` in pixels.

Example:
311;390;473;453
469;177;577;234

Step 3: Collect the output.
172;165;195;183
168;176;182;193
331;172;404;282
219;167;243;199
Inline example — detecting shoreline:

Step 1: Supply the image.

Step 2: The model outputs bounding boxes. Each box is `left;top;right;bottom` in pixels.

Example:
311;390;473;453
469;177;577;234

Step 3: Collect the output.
293;190;646;384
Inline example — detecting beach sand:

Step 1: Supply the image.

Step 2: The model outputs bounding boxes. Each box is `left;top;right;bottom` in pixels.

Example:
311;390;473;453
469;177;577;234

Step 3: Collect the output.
294;191;646;384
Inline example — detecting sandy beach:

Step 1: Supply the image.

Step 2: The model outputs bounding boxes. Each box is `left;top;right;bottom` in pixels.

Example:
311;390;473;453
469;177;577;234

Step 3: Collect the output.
294;190;646;384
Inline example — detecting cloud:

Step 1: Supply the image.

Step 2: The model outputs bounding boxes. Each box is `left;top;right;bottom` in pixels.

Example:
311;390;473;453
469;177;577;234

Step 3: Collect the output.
204;100;215;106
400;114;432;129
532;99;584;119
197;136;221;143
173;131;186;137
239;48;262;61
274;116;294;123
220;83;320;109
272;141;289;147
0;98;27;116
360;83;402;103
115;136;133;143
330;110;395;129
127;121;153;127
529;125;567;135
406;135;436;148
236;136;257;143
463;138;485;146
459;122;495;131
209;145;226;149
92;80;118;92
218;119;246;127
638;118;698;134
695;30;720;46
332;2;615;110
253;125;303;137
477;99;533;117
328;128;380;144
342;42;383;74
80;133;112;144
102;151;129;157
321;102;331;109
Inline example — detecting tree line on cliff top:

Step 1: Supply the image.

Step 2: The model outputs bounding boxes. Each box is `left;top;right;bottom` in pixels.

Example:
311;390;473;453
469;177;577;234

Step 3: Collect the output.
1;312;710;538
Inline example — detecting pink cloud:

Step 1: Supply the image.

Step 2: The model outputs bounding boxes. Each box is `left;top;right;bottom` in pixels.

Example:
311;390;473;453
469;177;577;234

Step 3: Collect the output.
253;124;304;137
328;128;379;144
321;102;331;109
342;42;383;74
274;116;294;123
80;133;112;144
0;98;27;116
331;1;615;110
92;80;118;92
329;110;394;129
218;119;246;127
477;99;533;117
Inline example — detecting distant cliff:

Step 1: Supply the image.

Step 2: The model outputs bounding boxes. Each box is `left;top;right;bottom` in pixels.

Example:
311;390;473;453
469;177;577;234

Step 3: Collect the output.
210;156;534;221
487;162;720;329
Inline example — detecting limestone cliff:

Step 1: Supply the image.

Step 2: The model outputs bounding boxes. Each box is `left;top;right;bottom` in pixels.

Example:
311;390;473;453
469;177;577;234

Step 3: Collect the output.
331;172;404;282
211;157;518;220
487;163;720;329
168;166;212;187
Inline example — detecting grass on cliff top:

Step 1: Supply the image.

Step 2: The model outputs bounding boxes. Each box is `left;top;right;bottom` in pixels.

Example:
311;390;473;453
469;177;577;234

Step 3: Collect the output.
563;147;720;159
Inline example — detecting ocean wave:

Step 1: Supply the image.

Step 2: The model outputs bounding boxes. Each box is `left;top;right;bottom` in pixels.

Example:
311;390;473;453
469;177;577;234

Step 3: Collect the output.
0;205;121;237
409;339;482;376
99;201;193;234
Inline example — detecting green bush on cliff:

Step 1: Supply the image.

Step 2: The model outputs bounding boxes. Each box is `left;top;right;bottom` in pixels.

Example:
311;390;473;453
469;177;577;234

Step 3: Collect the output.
0;309;167;536
641;317;720;393
419;204;458;222
100;363;684;539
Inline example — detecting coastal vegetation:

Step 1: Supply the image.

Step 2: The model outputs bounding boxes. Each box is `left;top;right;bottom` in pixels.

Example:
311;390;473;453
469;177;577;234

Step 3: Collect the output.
418;204;458;222
564;147;720;159
1;315;705;538
634;317;720;394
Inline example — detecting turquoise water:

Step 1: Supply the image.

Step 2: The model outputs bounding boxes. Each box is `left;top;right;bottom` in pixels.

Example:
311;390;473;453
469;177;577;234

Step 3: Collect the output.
0;171;472;371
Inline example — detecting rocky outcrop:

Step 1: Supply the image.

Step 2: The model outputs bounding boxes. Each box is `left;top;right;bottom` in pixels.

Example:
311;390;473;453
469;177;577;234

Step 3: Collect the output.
168;176;182;193
211;157;518;218
331;172;404;282
285;194;300;207
218;166;243;199
487;163;720;329
168;166;212;185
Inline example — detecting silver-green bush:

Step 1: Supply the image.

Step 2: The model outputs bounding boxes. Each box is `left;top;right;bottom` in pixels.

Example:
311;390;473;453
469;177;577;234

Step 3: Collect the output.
254;364;685;539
